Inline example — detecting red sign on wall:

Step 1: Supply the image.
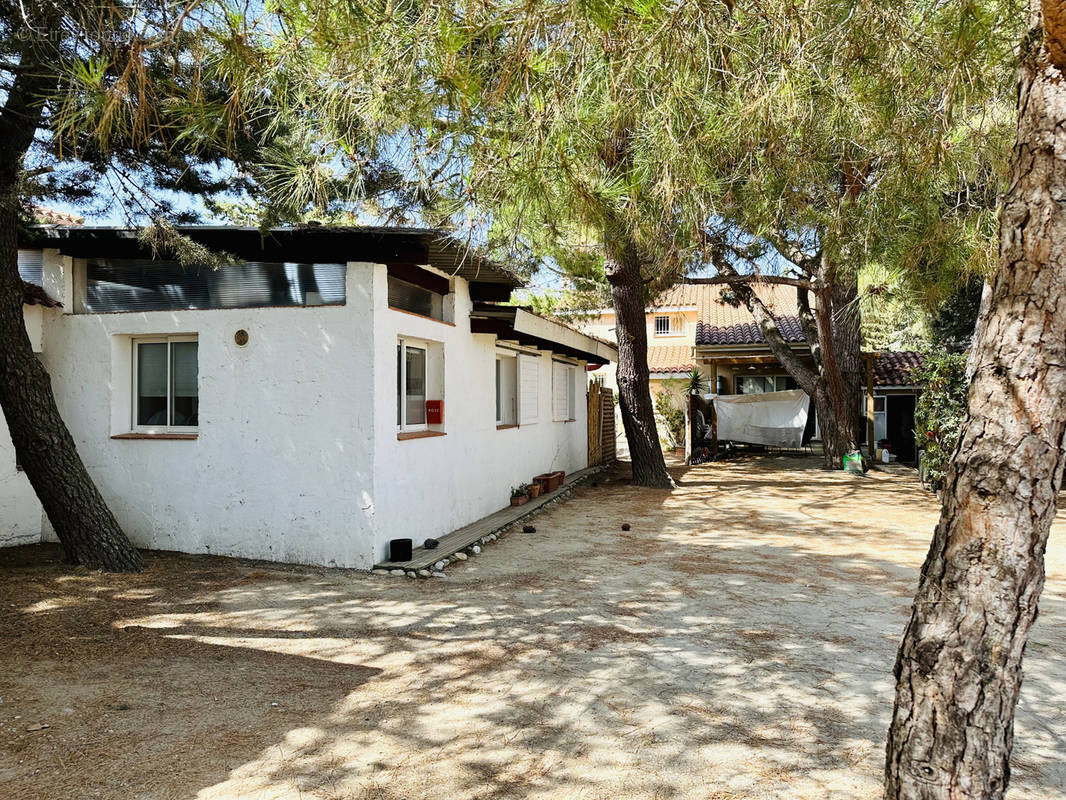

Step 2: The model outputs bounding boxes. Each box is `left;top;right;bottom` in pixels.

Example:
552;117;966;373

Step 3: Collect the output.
426;400;443;424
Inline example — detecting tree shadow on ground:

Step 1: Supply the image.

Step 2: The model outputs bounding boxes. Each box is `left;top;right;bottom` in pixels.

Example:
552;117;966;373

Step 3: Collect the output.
1;454;1063;800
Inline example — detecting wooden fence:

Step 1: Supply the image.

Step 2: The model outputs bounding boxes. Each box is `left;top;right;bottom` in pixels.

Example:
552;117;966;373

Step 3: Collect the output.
588;382;617;465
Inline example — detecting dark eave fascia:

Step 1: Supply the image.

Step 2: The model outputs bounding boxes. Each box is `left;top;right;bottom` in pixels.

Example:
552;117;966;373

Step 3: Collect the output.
470;305;617;367
21;225;522;289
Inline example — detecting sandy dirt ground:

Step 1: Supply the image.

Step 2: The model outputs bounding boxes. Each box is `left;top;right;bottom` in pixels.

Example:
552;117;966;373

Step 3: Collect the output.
2;454;1065;800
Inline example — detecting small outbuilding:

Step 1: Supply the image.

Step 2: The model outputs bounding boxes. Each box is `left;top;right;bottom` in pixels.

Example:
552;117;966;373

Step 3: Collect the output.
2;225;616;566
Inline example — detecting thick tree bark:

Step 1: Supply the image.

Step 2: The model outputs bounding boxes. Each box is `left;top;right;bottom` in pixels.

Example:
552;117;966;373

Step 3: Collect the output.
0;37;142;571
831;271;864;445
885;7;1066;795
603;231;674;489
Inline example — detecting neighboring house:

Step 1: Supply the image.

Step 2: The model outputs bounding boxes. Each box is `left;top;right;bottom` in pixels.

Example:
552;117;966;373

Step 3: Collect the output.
580;283;702;401
2;225;616;565
583;282;923;461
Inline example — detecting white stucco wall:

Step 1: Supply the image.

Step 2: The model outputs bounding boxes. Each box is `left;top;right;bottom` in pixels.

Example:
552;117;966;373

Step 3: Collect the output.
371;263;590;561
0;412;42;547
12;250;597;567
0;305;49;547
38;259;379;568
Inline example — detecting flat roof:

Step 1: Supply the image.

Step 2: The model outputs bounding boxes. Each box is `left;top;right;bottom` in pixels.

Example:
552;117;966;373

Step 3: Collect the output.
21;225;522;288
470;304;617;366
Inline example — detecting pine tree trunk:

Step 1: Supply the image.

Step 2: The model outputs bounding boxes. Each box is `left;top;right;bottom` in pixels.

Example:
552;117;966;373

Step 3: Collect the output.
0;39;143;572
884;9;1066;795
813;278;861;468
0;219;142;571
812;380;852;469
831;272;864;446
603;232;673;489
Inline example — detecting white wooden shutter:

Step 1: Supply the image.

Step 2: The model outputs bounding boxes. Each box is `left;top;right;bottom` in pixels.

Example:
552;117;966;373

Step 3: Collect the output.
552;361;568;421
567;365;577;420
518;354;539;424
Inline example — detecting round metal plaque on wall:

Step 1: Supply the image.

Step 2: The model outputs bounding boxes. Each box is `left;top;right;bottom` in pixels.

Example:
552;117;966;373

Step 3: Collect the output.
234;329;249;346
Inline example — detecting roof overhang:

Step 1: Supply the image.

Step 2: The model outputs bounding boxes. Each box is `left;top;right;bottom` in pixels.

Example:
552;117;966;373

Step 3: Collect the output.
470;305;617;367
20;225;521;293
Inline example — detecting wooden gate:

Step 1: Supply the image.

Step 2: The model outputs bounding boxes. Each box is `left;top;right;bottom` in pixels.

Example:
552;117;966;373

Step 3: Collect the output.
588;382;617;465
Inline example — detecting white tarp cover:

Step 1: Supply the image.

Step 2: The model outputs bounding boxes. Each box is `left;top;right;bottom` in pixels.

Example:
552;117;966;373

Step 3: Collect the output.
706;389;810;448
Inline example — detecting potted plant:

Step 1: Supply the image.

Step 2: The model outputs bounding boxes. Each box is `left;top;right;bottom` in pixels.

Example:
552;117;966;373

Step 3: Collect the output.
528;482;542;499
510;485;530;506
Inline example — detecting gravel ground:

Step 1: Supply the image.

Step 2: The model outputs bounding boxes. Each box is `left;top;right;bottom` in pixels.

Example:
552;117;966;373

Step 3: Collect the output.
1;454;1064;800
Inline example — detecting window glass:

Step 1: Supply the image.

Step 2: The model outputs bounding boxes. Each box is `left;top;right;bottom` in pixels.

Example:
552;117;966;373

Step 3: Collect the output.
874;396;886;413
170;341;199;427
87;260;345;312
136;343;168;426
496;354;518;425
405;346;427;425
17;250;43;285
388;277;436;318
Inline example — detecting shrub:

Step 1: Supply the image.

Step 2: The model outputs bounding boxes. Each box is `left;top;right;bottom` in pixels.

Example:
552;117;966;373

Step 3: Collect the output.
913;349;969;488
654;390;686;449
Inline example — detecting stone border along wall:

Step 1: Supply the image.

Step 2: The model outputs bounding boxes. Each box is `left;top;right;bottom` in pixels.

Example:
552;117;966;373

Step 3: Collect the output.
370;466;607;579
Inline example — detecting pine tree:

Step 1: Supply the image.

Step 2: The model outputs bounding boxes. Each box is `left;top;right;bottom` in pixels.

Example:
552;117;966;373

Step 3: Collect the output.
885;1;1066;794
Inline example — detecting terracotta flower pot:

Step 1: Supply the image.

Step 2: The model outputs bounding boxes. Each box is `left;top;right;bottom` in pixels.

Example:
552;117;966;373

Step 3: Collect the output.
510;495;529;506
532;474;553;494
529;483;542;498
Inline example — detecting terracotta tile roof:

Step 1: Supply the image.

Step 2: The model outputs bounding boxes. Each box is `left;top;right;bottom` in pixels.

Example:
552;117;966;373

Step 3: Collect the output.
31;205;84;226
647;345;693;374
874;351;923;387
697;315;806;346
668;282;805;346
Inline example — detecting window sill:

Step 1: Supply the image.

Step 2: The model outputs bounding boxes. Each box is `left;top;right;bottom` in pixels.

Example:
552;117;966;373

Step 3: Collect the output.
111;433;198;440
388;306;455;326
496;424;518;430
397;430;447;441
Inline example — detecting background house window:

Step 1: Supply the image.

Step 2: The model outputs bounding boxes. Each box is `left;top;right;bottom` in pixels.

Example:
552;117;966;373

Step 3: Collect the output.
736;375;797;394
654;315;671;336
496;354;518;425
134;336;198;430
397;339;428;430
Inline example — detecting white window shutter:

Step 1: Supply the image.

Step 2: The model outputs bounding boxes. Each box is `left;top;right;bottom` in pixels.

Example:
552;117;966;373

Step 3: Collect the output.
567;365;577;420
552;362;568;421
519;355;539;423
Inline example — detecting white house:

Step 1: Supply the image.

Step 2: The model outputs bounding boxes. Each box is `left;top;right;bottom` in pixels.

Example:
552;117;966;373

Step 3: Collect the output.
2;226;616;568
